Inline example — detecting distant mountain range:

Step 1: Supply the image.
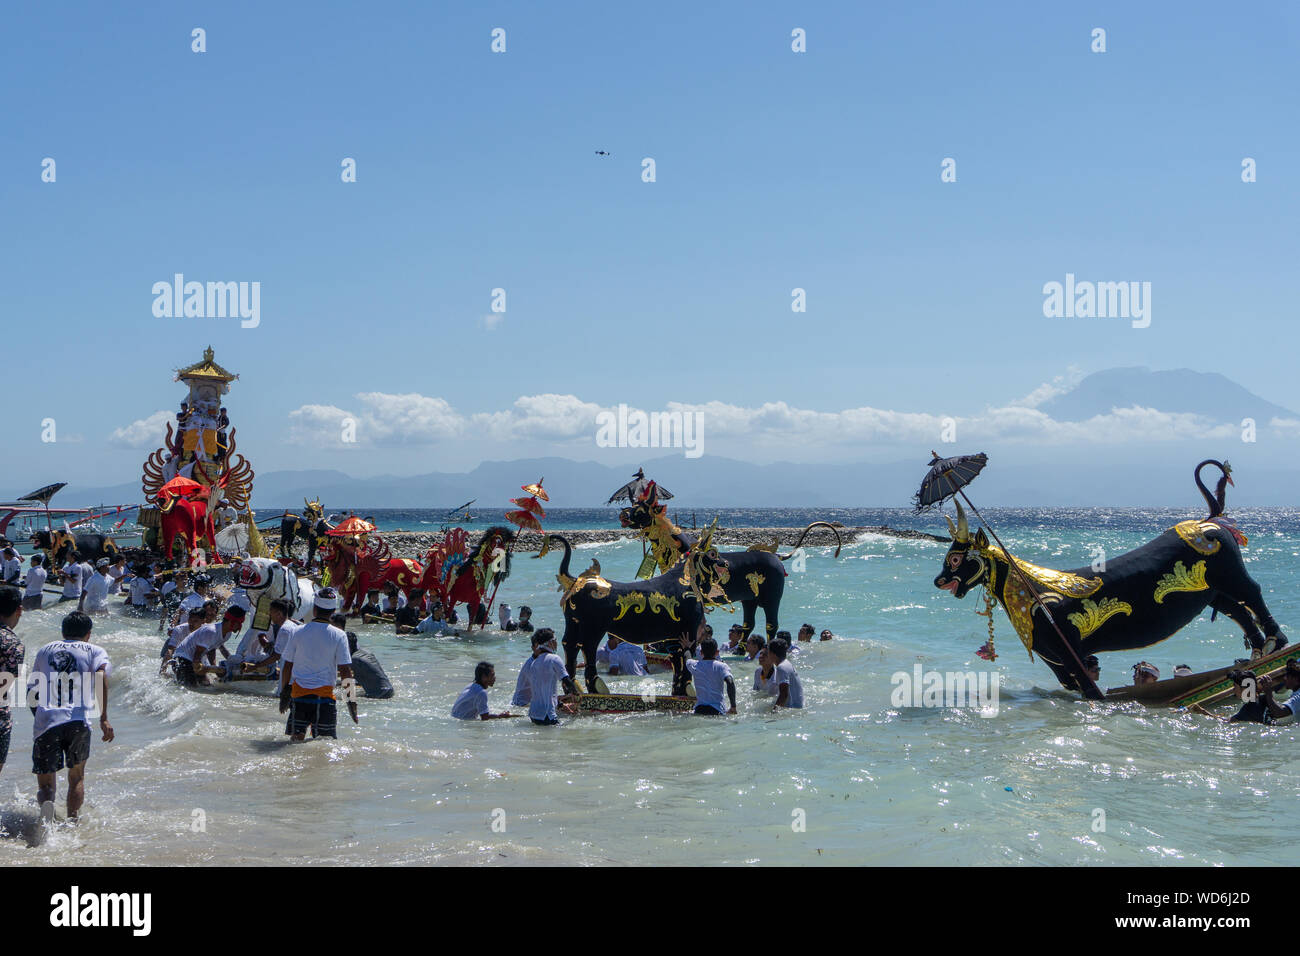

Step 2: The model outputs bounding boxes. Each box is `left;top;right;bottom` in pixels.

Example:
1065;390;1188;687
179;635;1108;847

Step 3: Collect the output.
1038;367;1298;422
15;367;1300;509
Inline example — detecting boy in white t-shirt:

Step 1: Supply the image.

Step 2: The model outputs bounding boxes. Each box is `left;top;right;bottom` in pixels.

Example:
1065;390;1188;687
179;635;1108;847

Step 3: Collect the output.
683;637;736;715
767;638;804;709
451;662;513;720
27;611;114;821
22;555;48;611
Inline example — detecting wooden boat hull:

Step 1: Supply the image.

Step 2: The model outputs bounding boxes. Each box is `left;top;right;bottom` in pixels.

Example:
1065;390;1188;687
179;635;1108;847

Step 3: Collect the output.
1103;642;1300;707
574;692;696;715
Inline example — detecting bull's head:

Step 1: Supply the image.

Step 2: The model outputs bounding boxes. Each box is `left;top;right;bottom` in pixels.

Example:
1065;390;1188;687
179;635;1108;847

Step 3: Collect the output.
933;499;990;599
618;482;664;529
303;498;323;523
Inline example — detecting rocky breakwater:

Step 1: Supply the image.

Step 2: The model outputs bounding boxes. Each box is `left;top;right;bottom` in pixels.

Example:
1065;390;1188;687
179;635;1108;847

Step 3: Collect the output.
262;525;947;560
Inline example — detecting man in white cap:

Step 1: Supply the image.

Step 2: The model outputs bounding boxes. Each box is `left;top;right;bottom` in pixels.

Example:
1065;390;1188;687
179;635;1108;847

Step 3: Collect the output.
279;587;357;741
79;559;113;615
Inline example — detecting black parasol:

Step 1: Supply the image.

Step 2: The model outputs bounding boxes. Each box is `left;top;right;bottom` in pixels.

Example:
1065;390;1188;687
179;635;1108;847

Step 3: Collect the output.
18;482;67;533
18;482;67;505
913;453;987;513
914;450;1103;701
606;468;673;505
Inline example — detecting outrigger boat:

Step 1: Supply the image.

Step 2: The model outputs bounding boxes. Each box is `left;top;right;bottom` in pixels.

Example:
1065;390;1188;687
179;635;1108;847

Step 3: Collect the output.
1103;641;1300;708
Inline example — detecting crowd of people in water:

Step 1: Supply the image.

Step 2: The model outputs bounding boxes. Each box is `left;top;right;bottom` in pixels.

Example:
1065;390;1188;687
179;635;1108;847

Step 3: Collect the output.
450;620;832;723
2;536;1296;822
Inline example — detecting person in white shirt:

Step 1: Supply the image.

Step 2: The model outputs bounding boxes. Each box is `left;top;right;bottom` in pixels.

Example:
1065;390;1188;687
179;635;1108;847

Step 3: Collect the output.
236;599;300;681
498;603;515;631
415;602;459;636
1262;659;1300;722
768;638;804;709
683;637;736;715
106;555;128;595
161;608;206;673
22;555;48;611
171;606;246;687
524;628;577;725
721;624;746;655
279;588;357;740
79;559;112;615
511;633;546;708
159;568;189;604
77;558;94;594
28;611;114;821
451;662;514;720
752;645;777;697
58;558;83;602
607;635;648;676
379;586;406;614
0;548;21;585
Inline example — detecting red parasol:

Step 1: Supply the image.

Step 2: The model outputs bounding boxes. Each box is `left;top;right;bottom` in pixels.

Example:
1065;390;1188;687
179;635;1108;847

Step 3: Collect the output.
521;478;549;502
504;509;543;532
327;516;377;537
157;476;207;500
509;496;546;518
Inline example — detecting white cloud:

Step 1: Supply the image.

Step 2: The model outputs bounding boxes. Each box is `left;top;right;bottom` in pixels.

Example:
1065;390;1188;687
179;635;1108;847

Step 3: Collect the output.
108;410;172;448
282;387;1251;450
1008;365;1084;409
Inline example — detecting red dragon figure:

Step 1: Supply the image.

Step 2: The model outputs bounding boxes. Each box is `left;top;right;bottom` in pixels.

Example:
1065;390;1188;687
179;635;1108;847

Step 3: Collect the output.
416;526;514;624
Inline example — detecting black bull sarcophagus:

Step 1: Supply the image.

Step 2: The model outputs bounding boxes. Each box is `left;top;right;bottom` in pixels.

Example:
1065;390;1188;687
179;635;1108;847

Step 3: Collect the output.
932;500;1287;695
538;529;734;697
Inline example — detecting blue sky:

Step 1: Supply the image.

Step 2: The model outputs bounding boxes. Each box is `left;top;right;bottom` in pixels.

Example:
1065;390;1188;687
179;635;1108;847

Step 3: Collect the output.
3;1;1297;491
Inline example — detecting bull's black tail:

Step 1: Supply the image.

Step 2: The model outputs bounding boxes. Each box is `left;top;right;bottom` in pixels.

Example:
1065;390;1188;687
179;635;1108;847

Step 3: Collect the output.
779;522;843;559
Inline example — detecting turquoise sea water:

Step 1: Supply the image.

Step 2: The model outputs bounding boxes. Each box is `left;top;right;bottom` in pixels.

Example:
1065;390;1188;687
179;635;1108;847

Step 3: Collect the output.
2;507;1298;866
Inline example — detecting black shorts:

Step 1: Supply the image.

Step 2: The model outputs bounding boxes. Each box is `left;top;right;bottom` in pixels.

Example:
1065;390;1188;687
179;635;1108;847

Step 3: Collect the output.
530;716;559;726
32;721;91;774
173;658;199;687
289;695;337;738
693;704;722;715
0;717;10;766
21;595;42;611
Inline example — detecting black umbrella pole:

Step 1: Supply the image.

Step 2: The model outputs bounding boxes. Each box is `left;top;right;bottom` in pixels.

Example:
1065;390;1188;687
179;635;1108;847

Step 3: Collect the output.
956;490;1104;701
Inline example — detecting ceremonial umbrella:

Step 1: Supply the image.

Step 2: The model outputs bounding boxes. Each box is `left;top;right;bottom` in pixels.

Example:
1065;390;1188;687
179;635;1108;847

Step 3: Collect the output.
156;476;206;500
327;516;376;537
914;450;1103;701
521;478;549;502
509;496;546;518
18;482;67;532
215;522;250;555
606;468;673;505
504;509;543;532
483;481;549;630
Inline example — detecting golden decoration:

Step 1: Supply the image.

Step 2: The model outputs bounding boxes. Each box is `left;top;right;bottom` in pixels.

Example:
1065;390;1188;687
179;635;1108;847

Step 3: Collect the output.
1066;597;1133;639
614;594;646;620
980;545;1103;656
1154;560;1209;604
646;592;681;621
1172;520;1222;556
746;572;765;596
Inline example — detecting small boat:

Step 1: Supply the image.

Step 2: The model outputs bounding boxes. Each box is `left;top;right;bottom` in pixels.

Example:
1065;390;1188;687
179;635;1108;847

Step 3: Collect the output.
1103;641;1300;707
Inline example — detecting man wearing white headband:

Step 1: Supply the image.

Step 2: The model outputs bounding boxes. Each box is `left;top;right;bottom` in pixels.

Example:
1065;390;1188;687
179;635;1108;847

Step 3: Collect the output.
279;587;357;740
